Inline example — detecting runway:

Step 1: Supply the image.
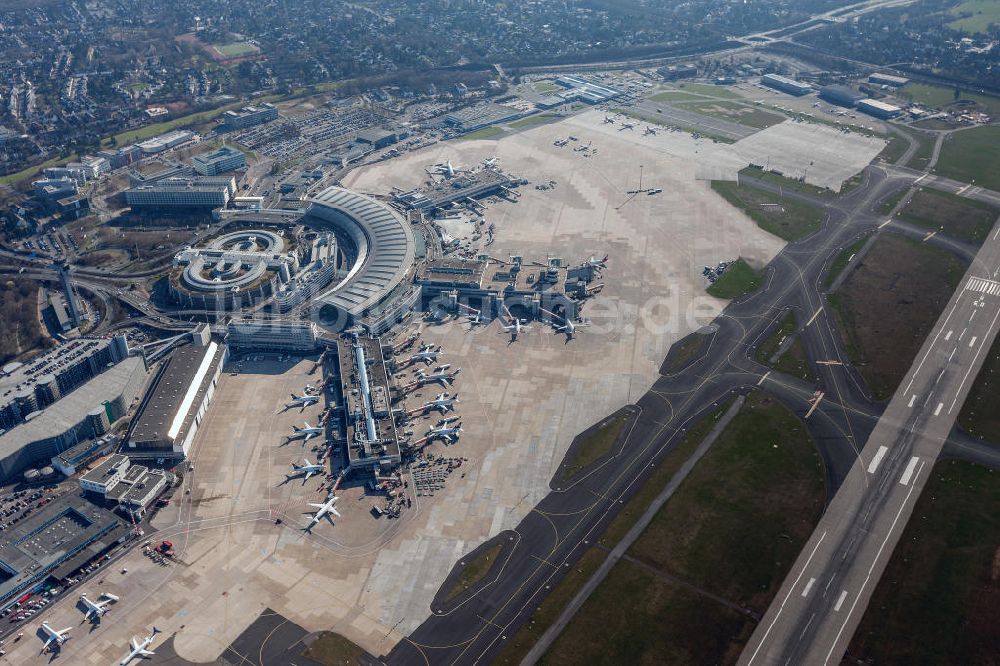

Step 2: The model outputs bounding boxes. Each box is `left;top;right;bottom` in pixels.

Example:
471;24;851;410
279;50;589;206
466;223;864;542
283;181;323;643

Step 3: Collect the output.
740;221;1000;665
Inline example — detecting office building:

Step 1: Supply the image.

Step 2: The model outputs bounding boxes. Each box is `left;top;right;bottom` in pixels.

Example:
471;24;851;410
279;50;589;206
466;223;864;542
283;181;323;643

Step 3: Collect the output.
80;454;171;520
137;130;195;155
657;64;698;81
222;103;279;130
191;145;247;175
125;176;236;211
761;74;813;96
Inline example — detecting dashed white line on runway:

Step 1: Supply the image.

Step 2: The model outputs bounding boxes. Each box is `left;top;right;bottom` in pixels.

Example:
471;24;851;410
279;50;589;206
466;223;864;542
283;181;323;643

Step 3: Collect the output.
867;446;888;474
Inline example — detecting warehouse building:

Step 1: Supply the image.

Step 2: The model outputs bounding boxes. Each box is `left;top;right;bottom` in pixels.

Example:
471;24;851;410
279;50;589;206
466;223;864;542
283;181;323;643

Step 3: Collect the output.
192;145;247;176
657;64;698;81
857;98;902;119
125;176;237;211
761;73;813;96
819;85;865;108
126;341;228;459
0;494;130;607
0;356;148;483
444;103;525;133
868;73;909;87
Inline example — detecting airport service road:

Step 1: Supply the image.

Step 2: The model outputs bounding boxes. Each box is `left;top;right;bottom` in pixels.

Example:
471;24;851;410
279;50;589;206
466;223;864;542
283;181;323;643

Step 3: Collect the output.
884;164;1000;209
740;220;1000;666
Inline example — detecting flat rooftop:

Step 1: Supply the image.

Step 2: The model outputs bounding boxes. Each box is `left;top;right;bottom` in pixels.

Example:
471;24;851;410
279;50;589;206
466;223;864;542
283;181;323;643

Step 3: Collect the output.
0;338;114;398
335;337;400;467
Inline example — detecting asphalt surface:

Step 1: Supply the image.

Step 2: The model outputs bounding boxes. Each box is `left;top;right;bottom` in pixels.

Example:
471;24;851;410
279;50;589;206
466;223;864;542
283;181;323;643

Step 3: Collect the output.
740;212;1000;665
380;161;1000;665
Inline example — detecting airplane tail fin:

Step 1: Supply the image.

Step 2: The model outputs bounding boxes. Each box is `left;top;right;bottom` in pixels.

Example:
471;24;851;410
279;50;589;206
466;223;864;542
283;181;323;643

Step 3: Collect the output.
152;626;162;635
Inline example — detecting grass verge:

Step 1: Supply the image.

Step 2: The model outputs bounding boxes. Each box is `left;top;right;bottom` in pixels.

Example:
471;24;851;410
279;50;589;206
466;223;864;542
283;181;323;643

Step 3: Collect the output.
706;258;762;299
830;233;966;399
459;126;505;140
675;100;785;129
446;543;504;601
543;391;824;664
738;166;837;198
959;331;1000;442
561;414;629;481
935;125;1000;191
824;235;870;289
848;460;1000;663
896;188;998;245
754;311;814;382
661;333;708;374
508;113;559;129
302;631;367;665
711;180;825;241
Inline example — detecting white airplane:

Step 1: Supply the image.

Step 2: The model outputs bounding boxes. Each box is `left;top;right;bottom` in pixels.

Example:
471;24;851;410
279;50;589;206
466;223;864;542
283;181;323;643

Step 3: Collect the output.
426;423;463;444
432;160;457;178
80;592;119;620
415;368;457;387
541;308;590;340
643;126;657;135
423;392;459;413
618;122;636;131
291;421;323;441
436;415;461;426
501;308;531;342
483;156;500;167
286;392;320;409
41;622;71;651
288;458;325;482
119;627;161;665
407;347;439;365
586;254;609;270
603;115;615;123
433;364;451;373
305;493;341;531
456;302;483;325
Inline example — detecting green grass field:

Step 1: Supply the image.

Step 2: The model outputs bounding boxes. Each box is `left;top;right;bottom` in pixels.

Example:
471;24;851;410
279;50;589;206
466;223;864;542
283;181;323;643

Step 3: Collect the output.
213;42;259;58
960;332;1000;442
900;82;1000;117
301;631;367;665
848;460;1000;663
947;0;1000;33
896;188;998;245
446;543;504;601
649;90;707;103
676;82;741;99
459;126;504;140
543;391;824;665
754;311;814;382
935;125;1000;191
532;81;562;93
677;100;786;129
825;234;871;289
738;166;838;198
706;258;762;299
508;113;559;129
711;180;825;241
561;413;629;481
830;233;967;399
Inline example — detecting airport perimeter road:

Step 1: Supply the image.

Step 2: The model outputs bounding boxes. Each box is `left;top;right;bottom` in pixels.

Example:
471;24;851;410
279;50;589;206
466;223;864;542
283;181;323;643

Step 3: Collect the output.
740;222;1000;666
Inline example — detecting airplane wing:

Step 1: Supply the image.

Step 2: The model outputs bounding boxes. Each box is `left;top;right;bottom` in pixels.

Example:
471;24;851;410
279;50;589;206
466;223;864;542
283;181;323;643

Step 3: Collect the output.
139;648;156;656
131;637;140;651
307;503;325;509
331;508;341;518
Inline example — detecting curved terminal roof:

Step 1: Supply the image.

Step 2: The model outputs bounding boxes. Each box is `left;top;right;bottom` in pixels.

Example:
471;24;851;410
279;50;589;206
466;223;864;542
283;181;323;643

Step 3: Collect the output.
306;187;415;317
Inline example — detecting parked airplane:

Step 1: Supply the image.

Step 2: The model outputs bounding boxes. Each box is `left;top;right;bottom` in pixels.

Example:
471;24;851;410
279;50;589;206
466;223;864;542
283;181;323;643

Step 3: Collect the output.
540;308;590;340
80;592;119;620
603;115;616;123
457;302;483;325
286;392;320;409
407;346;439;365
500;306;531;342
423;392;459;414
288;458;325;482
41;622;71;651
586;254;609;270
426;423;463;444
643;126;657;135
119;627;161;665
432;160;457;178
291;422;323;441
305;493;341;531
618;122;636;131
415;368;458;387
436;415;461;426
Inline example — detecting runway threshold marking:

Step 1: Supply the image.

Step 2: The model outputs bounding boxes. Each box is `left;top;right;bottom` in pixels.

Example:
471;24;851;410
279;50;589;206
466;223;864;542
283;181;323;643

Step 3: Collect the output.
805;307;823;327
867;446;888;474
899;456;920;486
834;590;848;612
757;371;771;386
801;577;816;597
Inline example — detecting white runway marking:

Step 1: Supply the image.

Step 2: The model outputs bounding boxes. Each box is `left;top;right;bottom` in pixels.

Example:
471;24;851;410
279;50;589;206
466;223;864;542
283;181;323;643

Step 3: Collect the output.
758;371;770;386
922;231;937;242
934;402;943;416
834;590;848;612
899;456;920;486
877;218;892;229
805;307;823;327
801;577;816;597
867;446;888;474
907;394;916;408
969;336;978;347
944;330;952;341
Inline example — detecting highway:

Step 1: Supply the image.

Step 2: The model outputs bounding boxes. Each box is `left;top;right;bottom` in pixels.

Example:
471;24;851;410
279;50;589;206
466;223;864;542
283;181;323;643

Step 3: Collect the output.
740;222;1000;665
